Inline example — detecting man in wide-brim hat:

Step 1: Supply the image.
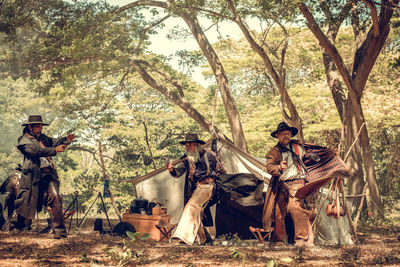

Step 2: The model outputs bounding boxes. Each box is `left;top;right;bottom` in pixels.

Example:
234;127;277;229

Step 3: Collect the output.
178;133;206;145
166;133;224;245
262;122;313;247
13;115;75;239
21;115;50;126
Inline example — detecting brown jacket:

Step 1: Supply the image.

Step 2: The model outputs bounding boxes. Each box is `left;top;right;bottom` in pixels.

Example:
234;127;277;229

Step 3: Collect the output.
262;140;305;232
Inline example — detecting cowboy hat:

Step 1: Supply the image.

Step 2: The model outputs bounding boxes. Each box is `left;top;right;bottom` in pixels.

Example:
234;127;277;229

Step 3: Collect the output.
179;133;206;145
271;122;298;138
21;115;49;126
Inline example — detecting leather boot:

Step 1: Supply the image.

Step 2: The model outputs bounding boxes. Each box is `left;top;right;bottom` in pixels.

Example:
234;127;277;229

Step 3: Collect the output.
53;227;67;239
47;181;66;237
203;227;213;246
0;210;5;230
11;214;26;231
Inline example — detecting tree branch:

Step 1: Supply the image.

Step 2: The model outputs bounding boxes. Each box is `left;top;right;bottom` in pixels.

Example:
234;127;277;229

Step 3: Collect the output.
132;59;217;134
360;0;379;37
144;63;186;97
112;0;168;14
298;3;357;97
142;121;157;169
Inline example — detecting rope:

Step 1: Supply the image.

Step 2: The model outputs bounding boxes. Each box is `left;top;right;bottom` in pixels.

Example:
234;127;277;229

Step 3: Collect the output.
211;88;218;135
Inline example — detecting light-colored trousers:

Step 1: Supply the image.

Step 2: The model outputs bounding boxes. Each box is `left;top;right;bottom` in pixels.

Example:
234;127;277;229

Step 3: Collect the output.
172;183;214;244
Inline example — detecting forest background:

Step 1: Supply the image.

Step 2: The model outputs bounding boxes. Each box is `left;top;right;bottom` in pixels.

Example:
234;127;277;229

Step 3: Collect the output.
0;0;399;223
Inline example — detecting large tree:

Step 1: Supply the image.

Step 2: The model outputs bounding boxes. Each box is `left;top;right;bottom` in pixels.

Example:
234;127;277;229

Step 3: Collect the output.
115;1;248;151
298;0;399;219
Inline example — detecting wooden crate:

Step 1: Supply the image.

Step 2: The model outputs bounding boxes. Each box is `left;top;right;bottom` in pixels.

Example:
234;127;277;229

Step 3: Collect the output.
122;213;170;241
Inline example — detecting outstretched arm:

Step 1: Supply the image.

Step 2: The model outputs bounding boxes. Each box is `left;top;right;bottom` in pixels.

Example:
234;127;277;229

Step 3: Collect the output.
167;161;187;178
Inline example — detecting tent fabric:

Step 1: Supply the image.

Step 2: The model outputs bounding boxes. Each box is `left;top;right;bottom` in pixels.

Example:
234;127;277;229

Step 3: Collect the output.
313;188;354;245
213;173;264;239
216;173;264;207
215;191;264;239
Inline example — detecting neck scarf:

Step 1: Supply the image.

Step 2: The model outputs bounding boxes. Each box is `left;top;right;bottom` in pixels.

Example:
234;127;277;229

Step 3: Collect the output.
278;141;308;172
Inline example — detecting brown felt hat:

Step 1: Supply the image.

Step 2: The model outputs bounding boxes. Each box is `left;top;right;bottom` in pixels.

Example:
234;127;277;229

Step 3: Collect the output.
21;115;49;126
271;122;298;138
179;133;206;145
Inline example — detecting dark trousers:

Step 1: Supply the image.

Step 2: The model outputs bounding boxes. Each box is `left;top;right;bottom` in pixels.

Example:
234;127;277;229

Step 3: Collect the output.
39;177;65;231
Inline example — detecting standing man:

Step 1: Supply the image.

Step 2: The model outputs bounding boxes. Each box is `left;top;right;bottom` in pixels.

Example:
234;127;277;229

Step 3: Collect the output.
167;133;224;245
262;122;313;247
13;115;74;239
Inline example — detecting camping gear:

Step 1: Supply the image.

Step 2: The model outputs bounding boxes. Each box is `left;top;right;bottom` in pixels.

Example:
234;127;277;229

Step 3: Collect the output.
134;198;149;210
147;202;156;215
129;198;149;214
121;137;355;245
103;180;110;198
122;212;170;241
94;218;103;232
112;221;135;236
130;201;139;213
326;202;334;217
155;220;177;241
78;192;113;233
152;206;161;215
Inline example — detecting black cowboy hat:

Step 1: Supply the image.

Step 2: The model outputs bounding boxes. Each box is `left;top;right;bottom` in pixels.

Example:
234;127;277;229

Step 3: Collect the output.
179;133;206;145
21;115;49;126
271;122;298;138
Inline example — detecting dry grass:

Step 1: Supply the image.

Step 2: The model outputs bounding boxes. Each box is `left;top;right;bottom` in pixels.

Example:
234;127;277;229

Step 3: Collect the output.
0;219;399;266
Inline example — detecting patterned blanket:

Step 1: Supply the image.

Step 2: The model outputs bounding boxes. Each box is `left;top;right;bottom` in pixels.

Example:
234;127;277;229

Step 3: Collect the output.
303;143;349;182
295;144;350;198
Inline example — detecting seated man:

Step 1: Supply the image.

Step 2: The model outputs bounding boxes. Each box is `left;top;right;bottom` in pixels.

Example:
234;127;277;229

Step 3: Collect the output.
262;122;313;247
0;167;22;231
167;133;224;245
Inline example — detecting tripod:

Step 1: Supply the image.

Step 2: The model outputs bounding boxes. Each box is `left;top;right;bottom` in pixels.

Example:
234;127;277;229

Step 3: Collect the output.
78;192;112;232
63;190;80;234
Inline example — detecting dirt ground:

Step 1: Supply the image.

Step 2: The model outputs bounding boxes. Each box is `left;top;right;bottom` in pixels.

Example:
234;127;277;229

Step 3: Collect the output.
1;218;400;266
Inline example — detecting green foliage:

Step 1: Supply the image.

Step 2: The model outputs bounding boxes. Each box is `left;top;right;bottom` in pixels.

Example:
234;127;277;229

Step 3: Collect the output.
126;231;151;241
371;126;400;208
79;253;99;264
103;231;149;265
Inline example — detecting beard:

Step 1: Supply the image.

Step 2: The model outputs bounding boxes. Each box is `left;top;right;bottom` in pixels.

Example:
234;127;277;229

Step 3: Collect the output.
186;148;200;163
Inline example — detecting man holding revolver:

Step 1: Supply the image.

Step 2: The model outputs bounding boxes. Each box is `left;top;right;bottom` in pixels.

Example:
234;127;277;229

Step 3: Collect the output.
262;122;313;247
13;115;74;239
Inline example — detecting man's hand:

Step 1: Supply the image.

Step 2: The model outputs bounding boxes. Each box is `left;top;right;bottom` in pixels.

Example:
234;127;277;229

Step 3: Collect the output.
56;145;66;152
167;162;173;172
66;134;75;142
279;160;288;171
163;157;173;172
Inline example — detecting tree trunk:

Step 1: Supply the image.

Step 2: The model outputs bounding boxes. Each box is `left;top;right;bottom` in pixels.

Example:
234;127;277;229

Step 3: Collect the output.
226;0;304;141
180;12;248;151
343;100;365;207
322;52;365;211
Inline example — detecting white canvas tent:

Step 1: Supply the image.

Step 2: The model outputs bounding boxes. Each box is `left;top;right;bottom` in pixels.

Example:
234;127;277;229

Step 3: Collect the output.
123;138;354;245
